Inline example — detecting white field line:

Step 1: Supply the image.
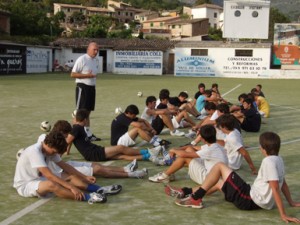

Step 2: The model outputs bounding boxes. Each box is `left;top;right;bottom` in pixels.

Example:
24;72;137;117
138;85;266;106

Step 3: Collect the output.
0;161;114;225
247;138;300;151
222;84;242;97
270;104;300;111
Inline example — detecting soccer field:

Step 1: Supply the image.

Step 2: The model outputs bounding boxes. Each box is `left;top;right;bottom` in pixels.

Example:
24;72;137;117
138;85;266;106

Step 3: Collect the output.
1;73;300;225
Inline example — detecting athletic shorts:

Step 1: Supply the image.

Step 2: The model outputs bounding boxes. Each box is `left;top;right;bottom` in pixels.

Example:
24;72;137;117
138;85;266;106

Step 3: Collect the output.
66;161;93;176
117;132;136;147
151;116;165;134
221;172;261;210
188;158;207;184
171;117;183;129
16;179;44;197
75;83;96;111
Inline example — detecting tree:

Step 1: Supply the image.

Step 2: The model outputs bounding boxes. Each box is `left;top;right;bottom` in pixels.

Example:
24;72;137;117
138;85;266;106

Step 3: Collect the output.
108;29;132;39
70;11;85;25
268;7;291;41
83;14;113;37
195;0;211;5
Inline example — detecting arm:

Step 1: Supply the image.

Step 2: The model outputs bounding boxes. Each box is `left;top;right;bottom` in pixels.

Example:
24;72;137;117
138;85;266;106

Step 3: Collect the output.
269;180;300;223
281;179;300;207
238;147;257;175
70;71;96;79
65;134;76;155
169;148;199;158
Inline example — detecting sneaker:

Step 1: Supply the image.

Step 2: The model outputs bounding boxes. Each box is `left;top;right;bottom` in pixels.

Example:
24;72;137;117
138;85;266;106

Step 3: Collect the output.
196;115;207;120
89;134;101;142
97;184;122;195
170;130;185;137
148;145;162;158
175;196;203;209
149;156;165;166
148;172;170;183
164;185;185;198
159;139;172;146
132;168;148;178
185;130;196;139
163;157;176;166
88;192;107;204
124;159;138;172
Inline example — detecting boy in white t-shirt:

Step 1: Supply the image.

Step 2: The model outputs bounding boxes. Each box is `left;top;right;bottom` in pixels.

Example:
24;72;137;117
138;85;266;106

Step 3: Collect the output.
148;125;228;184
13;131;114;204
167;132;300;223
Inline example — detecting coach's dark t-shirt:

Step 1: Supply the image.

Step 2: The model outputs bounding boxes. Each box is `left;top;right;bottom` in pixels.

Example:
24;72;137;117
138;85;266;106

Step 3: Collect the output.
71;124;106;161
241;108;261;132
110;113;137;145
169;96;187;107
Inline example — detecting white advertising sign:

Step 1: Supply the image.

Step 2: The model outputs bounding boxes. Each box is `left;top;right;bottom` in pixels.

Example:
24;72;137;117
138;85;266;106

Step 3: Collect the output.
27;47;51;73
113;50;163;75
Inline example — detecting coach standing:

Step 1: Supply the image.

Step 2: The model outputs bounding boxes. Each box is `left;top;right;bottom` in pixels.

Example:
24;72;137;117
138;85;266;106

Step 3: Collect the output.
71;42;101;141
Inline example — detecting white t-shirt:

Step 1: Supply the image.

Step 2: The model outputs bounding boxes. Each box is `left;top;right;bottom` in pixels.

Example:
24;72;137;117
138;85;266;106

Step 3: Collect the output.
250;156;285;209
224;129;243;170
72;54;100;86
196;143;228;173
141;107;155;124
13;142;61;190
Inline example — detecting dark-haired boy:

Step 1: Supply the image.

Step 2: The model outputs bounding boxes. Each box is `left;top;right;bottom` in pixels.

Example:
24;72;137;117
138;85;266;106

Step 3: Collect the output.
13;131;108;204
168;132;300;223
149;125;228;183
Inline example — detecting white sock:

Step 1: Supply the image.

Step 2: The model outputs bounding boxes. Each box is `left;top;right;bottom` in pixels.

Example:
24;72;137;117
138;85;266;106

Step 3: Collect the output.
84;126;93;137
150;136;160;146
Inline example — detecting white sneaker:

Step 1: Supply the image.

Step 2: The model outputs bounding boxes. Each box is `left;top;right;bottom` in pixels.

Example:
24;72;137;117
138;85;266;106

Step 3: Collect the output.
196;115;207;120
170;130;185;136
185;130;196;139
87;192;107;204
148;145;162;158
124;159;138;172
149;172;170;183
149;156;165;166
131;168;148;178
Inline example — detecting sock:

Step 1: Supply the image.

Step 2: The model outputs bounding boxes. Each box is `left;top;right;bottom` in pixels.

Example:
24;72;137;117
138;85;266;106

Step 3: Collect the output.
150;136;160;147
84;126;93;137
192;187;207;200
154;135;162;142
84;193;90;201
181;187;193;196
86;184;101;193
140;149;148;155
191;141;197;146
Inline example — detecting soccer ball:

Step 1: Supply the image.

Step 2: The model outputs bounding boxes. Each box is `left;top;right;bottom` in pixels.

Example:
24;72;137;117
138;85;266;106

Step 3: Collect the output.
137;91;143;97
40;121;51;132
16;148;25;160
115;107;122;115
72;109;77;118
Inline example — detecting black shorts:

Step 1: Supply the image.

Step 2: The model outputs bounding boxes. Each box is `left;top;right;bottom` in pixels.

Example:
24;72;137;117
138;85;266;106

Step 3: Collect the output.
75;83;96;111
221;172;261;210
83;145;106;162
151;116;165;134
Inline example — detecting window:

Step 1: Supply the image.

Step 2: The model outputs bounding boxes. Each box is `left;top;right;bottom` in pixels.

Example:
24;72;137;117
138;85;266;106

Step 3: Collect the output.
130;12;133;17
235;49;253;57
160;22;163;27
191;49;208;56
214;12;217;18
252;11;259;18
72;48;86;53
126;12;128;16
234;10;241;17
118;11;121;15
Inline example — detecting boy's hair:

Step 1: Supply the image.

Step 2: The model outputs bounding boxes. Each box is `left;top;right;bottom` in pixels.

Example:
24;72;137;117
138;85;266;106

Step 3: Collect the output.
76;109;89;122
203;90;212;97
178;91;188;98
247;92;255;102
200;125;216;144
159;89;170;97
238;93;248;101
216;114;235;131
146;96;157;105
256;84;262;89
198;83;205;89
259;132;280;155
251;88;259;96
216;103;229;114
204;101;216;111
52;120;72;136
159;91;170;101
211;83;218;88
44;131;68;154
125;104;139;115
243;98;253;107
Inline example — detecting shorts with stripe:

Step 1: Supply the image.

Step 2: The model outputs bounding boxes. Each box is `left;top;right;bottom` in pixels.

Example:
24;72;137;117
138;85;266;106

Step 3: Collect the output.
76;83;95;111
221;172;261;210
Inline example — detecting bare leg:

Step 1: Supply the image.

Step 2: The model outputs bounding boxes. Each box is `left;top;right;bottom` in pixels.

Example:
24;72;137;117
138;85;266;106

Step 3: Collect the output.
128;127;153;142
92;163;129;178
104;145;143;159
164;157;191;176
37;180;77;200
176;111;196;126
161;114;175;131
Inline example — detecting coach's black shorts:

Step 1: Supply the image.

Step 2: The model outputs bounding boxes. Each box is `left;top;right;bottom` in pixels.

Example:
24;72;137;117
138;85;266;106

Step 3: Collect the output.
82;145;106;162
75;83;95;111
221;172;261;210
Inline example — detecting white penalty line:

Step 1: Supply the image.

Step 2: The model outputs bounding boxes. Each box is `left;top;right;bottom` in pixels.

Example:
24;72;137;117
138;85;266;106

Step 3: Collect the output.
222;84;242;97
0;160;114;225
247;138;300;151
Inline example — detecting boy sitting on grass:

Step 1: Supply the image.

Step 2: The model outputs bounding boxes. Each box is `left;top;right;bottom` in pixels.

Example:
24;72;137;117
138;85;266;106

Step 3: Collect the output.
165;132;300;223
